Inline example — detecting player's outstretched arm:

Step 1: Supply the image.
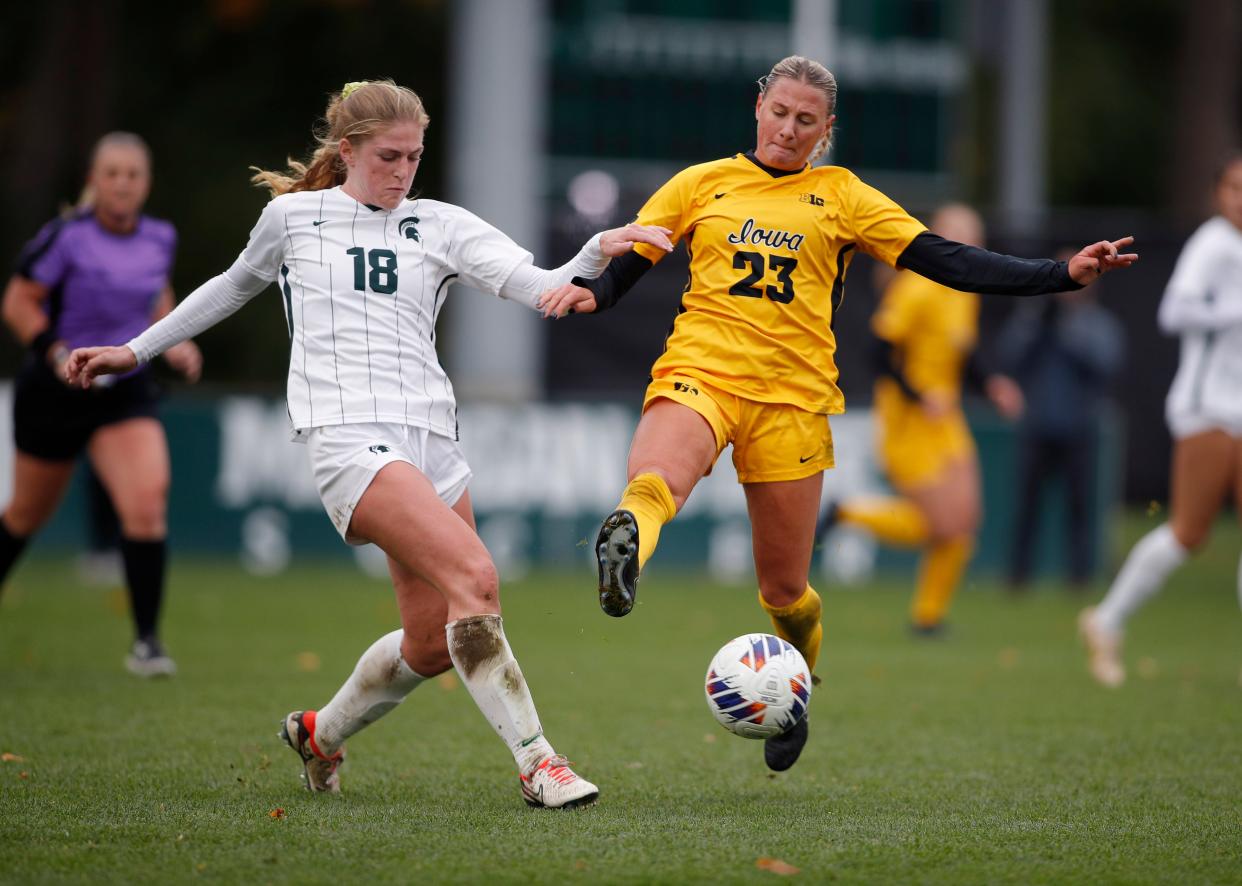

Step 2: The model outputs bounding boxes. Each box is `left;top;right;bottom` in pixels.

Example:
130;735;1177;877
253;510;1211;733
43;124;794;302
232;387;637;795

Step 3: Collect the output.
897;233;1138;296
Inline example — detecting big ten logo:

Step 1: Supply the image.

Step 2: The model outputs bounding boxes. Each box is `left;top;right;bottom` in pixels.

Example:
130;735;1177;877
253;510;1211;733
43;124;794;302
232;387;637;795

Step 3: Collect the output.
799;193;824;207
673;381;700;395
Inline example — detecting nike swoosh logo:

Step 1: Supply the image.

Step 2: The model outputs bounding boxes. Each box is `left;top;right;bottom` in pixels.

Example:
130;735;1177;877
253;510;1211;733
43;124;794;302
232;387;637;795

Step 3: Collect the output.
312;219;327;226
799;455;815;463
714;193;727;199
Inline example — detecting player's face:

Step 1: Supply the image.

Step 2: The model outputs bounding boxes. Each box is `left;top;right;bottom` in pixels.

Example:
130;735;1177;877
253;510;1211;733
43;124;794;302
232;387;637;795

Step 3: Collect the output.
89;144;150;223
1216;159;1242;232
341;122;424;210
753;78;833;171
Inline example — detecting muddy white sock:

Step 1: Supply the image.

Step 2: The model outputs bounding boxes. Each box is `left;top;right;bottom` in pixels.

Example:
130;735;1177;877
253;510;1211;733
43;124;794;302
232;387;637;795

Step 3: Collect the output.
314;629;427;755
446;614;555;773
1095;523;1188;634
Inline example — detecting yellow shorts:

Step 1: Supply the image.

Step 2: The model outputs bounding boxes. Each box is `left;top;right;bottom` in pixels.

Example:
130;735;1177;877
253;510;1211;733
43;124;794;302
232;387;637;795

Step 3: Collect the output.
874;388;974;489
643;374;834;483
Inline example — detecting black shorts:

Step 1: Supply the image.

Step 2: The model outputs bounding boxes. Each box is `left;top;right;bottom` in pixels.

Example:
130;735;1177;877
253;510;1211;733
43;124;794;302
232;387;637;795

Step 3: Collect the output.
13;359;161;461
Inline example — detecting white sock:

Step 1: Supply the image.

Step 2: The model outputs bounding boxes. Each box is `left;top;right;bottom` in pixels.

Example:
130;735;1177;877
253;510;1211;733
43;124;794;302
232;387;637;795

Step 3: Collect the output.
1095;523;1188;633
445;614;555;774
314;629;427;755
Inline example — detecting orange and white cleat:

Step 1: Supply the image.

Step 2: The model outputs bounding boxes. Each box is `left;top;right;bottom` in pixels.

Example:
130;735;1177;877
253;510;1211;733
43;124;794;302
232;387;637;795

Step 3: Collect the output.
520;755;599;809
280;710;345;793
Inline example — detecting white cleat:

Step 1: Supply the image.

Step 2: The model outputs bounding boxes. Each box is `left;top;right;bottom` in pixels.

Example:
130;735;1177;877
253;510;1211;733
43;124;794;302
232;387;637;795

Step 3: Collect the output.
520;755;599;809
280;710;344;793
125;638;177;678
1079;607;1125;688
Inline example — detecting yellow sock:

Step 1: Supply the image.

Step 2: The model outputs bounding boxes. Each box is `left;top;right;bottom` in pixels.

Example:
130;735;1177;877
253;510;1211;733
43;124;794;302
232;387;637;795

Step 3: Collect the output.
910;537;974;628
760;585;823;673
616;473;677;570
838;496;930;547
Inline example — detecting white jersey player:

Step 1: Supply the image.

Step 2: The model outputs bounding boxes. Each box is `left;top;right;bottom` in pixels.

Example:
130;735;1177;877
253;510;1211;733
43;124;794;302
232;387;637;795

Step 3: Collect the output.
1081;154;1242;688
66;80;674;807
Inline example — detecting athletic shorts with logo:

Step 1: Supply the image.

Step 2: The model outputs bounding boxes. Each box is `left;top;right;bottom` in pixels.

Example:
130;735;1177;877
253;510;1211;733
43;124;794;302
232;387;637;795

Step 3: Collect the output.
305;422;472;543
643;373;834;483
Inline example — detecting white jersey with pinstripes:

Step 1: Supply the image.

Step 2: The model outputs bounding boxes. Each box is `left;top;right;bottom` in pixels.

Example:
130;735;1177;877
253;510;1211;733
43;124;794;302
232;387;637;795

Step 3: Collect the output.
238;187;531;440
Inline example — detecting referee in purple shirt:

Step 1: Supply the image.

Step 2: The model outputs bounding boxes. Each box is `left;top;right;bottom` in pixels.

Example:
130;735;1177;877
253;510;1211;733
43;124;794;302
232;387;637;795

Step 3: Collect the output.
0;132;201;676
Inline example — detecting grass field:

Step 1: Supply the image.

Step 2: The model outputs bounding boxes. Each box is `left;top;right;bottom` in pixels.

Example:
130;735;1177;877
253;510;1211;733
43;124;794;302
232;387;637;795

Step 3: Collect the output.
2;517;1241;884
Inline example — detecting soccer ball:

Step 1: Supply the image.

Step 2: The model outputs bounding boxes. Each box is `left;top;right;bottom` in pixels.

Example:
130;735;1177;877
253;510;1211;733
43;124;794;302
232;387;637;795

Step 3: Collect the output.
704;633;811;739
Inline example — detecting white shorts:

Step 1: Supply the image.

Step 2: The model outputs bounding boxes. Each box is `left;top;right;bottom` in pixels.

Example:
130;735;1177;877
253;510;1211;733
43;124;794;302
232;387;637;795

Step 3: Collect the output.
1167;411;1242;441
305;422;472;543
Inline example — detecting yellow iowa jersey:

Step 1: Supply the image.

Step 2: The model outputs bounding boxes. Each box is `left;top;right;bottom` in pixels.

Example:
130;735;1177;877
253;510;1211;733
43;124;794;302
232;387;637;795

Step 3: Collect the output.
872;269;979;397
631;153;926;414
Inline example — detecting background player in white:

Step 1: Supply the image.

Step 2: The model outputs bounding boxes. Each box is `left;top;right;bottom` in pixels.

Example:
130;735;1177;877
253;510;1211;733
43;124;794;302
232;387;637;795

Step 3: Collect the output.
1080;153;1242;687
64;80;673;808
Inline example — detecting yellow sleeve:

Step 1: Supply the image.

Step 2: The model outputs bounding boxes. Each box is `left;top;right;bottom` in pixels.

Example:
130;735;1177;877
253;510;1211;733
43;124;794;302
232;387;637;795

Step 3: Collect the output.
845;175;926;268
871;272;923;344
631;166;696;264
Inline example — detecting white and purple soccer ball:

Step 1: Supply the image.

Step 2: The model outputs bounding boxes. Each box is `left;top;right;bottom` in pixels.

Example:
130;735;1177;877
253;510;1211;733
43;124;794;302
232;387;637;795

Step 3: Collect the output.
704;633;812;739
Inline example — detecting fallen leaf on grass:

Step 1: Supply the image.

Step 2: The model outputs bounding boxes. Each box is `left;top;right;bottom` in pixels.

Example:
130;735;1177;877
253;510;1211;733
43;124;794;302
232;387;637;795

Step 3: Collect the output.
1;753;24;763
296;652;321;672
703;734;717;744
269;808;286;820
756;857;799;875
18;771;29;780
573;860;588;871
437;672;459;691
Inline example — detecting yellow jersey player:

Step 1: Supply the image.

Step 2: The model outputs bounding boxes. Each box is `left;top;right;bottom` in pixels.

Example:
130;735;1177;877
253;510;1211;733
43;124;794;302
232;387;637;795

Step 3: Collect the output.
825;205;1023;636
539;55;1137;773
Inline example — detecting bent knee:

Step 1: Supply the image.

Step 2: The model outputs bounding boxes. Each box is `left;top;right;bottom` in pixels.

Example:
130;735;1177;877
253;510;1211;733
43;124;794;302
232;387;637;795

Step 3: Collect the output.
403;635;453;677
1171;524;1209;552
447;555;500;609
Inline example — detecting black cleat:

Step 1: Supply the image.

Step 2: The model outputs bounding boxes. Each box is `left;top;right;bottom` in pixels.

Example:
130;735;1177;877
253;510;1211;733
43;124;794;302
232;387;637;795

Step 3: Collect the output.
764;716;809;772
596;509;640;617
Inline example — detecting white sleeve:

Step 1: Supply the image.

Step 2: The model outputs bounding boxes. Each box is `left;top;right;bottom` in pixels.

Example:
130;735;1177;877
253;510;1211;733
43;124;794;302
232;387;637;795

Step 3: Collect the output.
497;233;607;310
443;205;533;295
1158;222;1242;333
236;199;287;282
126;260;269;363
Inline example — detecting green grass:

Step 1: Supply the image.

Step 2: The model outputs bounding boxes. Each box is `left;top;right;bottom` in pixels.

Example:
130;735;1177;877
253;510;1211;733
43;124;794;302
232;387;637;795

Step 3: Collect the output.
2;517;1241;884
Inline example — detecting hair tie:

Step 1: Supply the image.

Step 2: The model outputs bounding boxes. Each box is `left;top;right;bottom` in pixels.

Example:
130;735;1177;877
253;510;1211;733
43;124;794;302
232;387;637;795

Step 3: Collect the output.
341;81;368;101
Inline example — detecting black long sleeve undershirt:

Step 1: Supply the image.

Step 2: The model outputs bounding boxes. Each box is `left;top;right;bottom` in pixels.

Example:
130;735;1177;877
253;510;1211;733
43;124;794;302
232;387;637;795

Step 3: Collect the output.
896;232;1080;296
570;251;654;312
573;229;1081;313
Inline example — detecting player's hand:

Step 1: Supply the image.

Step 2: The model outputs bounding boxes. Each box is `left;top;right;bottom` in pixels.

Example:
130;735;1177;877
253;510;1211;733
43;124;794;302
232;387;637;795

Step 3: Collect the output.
163;340;202;383
598;223;674;257
986;374;1024;420
1068;237;1138;284
64;345;137;389
537;283;596;319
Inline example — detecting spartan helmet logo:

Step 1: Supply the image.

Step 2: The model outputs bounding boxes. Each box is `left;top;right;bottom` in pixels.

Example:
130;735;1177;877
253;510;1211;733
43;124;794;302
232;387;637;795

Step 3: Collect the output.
398;217;421;242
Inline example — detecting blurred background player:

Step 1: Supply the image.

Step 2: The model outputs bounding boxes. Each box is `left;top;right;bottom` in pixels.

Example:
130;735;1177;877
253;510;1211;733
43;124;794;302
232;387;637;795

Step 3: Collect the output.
0;131;201;676
819;204;1023;635
1080;153;1242;688
538;56;1137;773
999;250;1125;591
66;80;673;807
